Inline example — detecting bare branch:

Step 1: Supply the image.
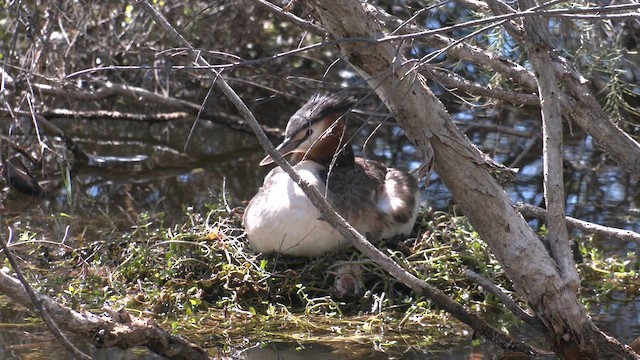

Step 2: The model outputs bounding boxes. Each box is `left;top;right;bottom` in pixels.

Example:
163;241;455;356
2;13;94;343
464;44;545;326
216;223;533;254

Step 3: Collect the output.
39;109;192;121
464;269;542;330
424;66;540;106
0;230;92;360
250;0;325;36
379;3;640;44
516;203;640;245
457;120;535;138
366;2;640;176
0;269;211;360
509;134;540;168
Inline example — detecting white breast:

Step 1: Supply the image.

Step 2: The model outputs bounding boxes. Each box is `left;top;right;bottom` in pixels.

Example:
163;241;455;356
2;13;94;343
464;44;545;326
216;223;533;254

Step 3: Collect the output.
243;161;350;257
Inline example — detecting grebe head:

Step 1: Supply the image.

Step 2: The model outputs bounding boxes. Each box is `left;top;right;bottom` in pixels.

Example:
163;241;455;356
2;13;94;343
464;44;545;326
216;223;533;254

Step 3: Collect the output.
260;94;355;166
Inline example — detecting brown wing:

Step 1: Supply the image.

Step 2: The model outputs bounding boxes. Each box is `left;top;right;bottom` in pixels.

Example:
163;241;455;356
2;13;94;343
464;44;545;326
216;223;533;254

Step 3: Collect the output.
321;158;386;238
323;158;385;213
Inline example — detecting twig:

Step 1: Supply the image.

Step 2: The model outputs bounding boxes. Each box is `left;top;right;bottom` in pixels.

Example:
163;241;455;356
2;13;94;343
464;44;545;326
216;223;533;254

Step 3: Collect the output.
516;203;640;245
140;1;539;355
250;0;325;36
484;0;524;40
0;229;92;360
424;66;540;107
12;109;90;163
456;121;534;138
464;269;542;330
509;134;540;168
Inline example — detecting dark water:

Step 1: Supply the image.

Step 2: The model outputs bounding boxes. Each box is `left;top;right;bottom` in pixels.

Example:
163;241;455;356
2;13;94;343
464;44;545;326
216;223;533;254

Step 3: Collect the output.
0;108;638;359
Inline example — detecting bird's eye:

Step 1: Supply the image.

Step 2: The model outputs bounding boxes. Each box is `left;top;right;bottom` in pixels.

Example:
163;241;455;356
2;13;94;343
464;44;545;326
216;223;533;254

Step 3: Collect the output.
305;129;313;137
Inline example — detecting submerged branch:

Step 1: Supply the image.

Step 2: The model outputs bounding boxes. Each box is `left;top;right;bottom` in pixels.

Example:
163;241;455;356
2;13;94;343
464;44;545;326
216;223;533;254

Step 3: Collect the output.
0;230;92;360
0;269;211;360
11;109;90;163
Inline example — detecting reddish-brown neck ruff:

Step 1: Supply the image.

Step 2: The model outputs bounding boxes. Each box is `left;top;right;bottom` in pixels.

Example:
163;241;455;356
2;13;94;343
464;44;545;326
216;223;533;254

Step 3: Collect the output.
299;115;354;168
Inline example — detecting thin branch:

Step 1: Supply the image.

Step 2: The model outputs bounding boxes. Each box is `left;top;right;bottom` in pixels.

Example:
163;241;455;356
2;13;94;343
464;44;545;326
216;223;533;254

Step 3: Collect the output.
516;203;640;245
0;229;92;360
39;108;192;121
509;134;540;168
379;3;640;44
424;66;540;107
253;1;640;47
363;3;540;91
457;120;535;138
368;1;639;178
484;0;524;40
251;0;325;35
464;269;543;330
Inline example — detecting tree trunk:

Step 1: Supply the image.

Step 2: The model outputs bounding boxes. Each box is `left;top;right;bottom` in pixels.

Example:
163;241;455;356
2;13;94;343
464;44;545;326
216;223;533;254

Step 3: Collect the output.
300;1;639;359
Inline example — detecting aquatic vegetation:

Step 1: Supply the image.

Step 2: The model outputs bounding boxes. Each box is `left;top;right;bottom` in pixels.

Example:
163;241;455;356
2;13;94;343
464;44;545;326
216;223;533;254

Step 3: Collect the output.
4;200;637;356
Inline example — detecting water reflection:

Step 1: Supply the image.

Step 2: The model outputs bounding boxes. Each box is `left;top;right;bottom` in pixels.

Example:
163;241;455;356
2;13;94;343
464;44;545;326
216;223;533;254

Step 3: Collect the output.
238;341;554;360
2;108;636;234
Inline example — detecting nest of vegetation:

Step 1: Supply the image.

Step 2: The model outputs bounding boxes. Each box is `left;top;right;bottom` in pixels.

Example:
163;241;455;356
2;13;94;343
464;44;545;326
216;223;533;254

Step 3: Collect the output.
14;199;638;353
94;205;508;314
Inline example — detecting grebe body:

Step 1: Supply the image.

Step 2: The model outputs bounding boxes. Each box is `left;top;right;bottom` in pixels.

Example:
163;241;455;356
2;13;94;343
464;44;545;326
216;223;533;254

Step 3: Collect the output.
243;94;419;257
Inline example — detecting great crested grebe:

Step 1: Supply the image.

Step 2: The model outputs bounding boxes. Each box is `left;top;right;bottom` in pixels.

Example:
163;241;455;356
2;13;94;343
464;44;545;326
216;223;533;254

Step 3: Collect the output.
243;94;420;257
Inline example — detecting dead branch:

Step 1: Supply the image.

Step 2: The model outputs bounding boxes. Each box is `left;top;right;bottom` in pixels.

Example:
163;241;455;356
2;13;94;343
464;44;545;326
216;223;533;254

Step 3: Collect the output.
484;0;524;40
31;81;282;138
516;203;640;245
456;120;535;138
509;134;540;168
251;0;325;35
0;230;91;360
379;3;640;44
0;268;211;360
424;66;540;107
43;108;192;122
464;269;542;330
12;109;90;163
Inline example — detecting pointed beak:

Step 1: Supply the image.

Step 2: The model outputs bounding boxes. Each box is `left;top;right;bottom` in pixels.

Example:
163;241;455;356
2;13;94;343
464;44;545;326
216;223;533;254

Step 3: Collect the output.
259;137;304;166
